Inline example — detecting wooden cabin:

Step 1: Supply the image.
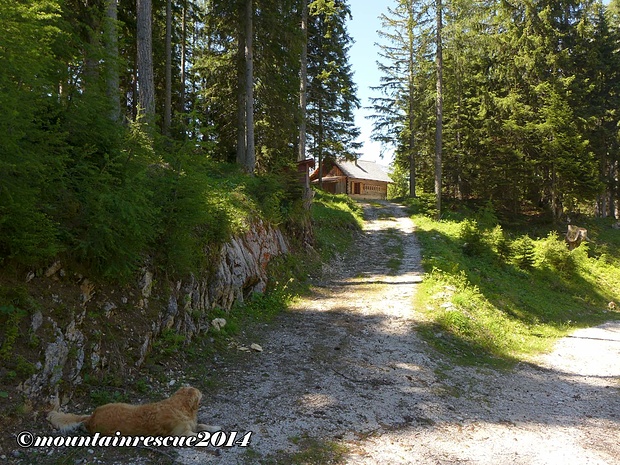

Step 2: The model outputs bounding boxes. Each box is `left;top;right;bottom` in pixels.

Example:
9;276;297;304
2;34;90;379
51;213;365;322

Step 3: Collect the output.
310;159;392;200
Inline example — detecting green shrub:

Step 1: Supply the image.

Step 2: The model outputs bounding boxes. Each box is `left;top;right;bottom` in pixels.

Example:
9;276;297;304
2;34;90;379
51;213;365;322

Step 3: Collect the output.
402;193;438;217
537;232;575;274
152;329;186;357
15;355;37;378
245;171;302;225
512;235;536;270
460;220;486;256
0;200;62;265
387;164;410;199
63;120;159;280
475;201;500;228
151;162;231;277
489;225;513;262
0;305;26;361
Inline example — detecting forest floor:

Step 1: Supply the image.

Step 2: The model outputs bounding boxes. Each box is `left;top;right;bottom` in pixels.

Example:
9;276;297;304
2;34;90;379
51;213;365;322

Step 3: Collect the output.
178;201;620;465
9;202;620;464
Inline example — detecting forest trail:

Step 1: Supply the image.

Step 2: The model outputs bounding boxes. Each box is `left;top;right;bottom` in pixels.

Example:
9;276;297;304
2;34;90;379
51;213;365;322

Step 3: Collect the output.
178;202;620;465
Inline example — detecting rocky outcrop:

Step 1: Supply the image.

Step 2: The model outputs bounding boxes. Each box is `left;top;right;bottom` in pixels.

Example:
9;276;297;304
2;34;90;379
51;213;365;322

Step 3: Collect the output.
19;219;288;401
210;219;288;308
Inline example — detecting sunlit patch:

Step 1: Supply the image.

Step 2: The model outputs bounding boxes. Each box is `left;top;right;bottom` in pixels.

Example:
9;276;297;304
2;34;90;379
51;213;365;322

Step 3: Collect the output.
392;362;422;372
298;393;338;410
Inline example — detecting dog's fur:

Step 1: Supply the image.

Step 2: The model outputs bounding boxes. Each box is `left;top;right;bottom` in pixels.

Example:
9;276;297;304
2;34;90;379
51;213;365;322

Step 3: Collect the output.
47;386;220;436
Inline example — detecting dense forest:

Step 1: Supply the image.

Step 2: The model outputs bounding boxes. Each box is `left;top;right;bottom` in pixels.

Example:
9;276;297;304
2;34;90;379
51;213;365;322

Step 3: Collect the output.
0;0;360;277
2;0;620;279
373;0;620;220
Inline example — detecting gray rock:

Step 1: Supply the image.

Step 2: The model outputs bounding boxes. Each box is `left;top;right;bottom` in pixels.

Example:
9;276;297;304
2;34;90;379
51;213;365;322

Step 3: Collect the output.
140;270;154;298
20;219;288;400
31;311;43;332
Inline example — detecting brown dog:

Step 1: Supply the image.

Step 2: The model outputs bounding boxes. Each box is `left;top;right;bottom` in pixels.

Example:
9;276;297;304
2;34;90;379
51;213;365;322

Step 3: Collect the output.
48;386;220;436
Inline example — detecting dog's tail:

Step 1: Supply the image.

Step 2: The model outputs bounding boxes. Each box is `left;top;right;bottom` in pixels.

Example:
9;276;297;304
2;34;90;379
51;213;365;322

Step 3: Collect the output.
47;411;90;434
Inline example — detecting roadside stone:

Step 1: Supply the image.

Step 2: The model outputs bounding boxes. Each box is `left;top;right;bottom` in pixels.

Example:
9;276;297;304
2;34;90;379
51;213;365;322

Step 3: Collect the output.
45;261;62;277
102;301;116;317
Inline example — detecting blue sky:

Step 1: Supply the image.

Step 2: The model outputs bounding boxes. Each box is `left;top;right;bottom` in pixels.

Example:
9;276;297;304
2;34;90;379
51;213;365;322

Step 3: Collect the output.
348;0;394;165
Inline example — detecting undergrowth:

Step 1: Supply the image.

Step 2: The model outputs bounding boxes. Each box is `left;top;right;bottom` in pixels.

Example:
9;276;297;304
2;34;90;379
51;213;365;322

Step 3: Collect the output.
408;201;620;367
311;190;364;261
3;128;305;284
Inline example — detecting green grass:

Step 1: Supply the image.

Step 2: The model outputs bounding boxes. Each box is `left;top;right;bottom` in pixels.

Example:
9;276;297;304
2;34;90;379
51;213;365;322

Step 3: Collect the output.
281;435;348;465
412;210;620;367
311;191;364;261
383;227;404;274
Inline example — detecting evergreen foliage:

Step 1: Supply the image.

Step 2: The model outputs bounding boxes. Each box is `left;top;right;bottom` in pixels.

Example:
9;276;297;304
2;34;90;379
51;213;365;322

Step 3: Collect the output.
0;0;355;278
512;236;536;270
0;0;66;264
306;0;362;175
373;0;620;218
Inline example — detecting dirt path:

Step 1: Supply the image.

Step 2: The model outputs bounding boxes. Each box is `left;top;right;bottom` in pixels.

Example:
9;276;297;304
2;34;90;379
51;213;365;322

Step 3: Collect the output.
180;202;620;465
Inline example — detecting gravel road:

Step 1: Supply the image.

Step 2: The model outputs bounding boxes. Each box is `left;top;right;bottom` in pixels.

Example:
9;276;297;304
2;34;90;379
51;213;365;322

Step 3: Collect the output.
177;202;620;465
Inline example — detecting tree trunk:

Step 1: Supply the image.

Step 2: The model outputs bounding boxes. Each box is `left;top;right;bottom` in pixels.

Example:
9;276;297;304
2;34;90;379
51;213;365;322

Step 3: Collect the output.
179;2;187;136
299;0;308;162
244;0;255;173
163;0;172;135
84;12;101;88
104;0;120;122
435;0;443;217
236;26;246;166
136;0;155;124
601;194;608;218
609;161;620;219
132;61;138;121
318;101;324;188
408;12;416;198
408;95;416;198
180;3;186;113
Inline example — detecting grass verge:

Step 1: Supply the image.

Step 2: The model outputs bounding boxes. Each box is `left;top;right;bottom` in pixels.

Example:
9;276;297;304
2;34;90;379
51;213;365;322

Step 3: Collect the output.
311;191;364;262
410;207;620;367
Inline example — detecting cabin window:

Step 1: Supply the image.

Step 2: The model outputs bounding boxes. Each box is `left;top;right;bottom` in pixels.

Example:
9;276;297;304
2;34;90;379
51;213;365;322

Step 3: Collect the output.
353;182;361;194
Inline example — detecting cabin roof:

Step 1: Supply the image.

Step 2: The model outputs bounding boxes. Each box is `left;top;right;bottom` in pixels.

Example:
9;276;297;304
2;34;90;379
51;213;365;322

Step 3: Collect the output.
336;160;392;183
310;159;392;183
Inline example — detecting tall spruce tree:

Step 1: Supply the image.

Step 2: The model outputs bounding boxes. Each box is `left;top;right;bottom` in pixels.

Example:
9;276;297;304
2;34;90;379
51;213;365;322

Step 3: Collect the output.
434;0;443;215
370;0;435;198
306;0;361;184
299;0;309;162
192;0;302;169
